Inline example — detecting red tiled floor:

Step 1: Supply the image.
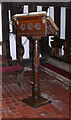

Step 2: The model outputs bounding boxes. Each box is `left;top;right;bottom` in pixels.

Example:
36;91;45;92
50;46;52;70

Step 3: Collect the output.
1;68;69;119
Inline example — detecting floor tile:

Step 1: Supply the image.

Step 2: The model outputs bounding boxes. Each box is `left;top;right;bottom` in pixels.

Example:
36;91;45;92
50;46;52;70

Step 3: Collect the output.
2;68;69;119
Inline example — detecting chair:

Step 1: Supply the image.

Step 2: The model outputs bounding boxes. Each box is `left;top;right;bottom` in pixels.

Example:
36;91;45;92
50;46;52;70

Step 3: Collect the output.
0;56;24;87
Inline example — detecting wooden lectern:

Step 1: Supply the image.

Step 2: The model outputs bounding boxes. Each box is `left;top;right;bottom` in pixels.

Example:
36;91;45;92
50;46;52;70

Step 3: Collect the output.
13;11;59;108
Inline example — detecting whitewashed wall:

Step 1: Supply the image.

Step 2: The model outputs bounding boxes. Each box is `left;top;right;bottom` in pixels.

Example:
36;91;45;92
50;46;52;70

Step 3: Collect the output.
9;33;16;60
37;6;42;11
60;7;66;55
60;7;66;39
49;7;54;47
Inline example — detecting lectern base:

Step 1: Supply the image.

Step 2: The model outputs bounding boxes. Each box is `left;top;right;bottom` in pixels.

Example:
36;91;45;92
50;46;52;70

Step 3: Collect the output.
21;96;51;108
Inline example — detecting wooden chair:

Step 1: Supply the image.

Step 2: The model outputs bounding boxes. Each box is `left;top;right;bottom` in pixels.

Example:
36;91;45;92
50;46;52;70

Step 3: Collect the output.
0;56;24;87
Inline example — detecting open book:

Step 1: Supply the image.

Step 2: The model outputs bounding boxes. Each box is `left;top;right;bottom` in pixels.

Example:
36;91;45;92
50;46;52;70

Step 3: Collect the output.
13;11;47;17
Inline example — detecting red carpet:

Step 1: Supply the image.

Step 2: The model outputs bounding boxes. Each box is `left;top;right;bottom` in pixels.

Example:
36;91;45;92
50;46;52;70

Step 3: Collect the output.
0;57;23;73
0;63;23;73
41;63;71;80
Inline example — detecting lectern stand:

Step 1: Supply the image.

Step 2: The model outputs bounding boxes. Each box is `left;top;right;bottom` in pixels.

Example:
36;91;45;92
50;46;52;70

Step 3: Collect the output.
22;36;51;108
13;11;59;108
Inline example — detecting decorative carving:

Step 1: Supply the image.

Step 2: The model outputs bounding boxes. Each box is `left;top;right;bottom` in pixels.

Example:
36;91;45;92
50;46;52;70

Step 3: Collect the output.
20;24;26;31
27;23;33;30
47;20;57;35
35;23;41;30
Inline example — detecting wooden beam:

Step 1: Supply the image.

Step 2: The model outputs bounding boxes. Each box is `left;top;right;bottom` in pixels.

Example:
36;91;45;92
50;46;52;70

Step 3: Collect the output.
2;3;11;58
54;7;60;37
14;2;71;8
66;7;71;40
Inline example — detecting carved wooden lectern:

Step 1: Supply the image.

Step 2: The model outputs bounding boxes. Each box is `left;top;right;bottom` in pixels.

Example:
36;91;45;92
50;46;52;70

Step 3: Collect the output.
13;11;59;108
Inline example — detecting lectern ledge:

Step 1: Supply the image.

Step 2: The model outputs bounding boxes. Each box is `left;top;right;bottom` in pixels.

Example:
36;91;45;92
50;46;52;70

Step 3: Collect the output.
12;11;59;108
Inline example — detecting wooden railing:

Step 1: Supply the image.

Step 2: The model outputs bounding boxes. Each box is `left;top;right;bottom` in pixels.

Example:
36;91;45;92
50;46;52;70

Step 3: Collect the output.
51;37;71;63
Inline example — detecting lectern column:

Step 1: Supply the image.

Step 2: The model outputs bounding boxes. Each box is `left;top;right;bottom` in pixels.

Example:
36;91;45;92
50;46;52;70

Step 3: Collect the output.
22;37;51;108
32;38;40;98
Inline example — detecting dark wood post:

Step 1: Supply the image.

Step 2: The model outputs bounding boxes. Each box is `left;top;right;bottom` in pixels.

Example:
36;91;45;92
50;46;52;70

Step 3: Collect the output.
51;48;54;56
54;47;56;56
16;36;24;64
57;47;59;56
54;7;60;37
32;38;40;98
2;3;11;59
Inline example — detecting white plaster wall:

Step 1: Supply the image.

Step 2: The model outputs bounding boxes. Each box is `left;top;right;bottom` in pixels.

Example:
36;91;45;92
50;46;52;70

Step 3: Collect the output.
37;6;42;12
60;7;66;55
60;7;66;39
9;33;16;60
49;7;54;47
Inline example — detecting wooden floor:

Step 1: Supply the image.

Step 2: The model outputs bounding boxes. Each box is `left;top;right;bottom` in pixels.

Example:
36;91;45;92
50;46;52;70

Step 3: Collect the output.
1;67;70;119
